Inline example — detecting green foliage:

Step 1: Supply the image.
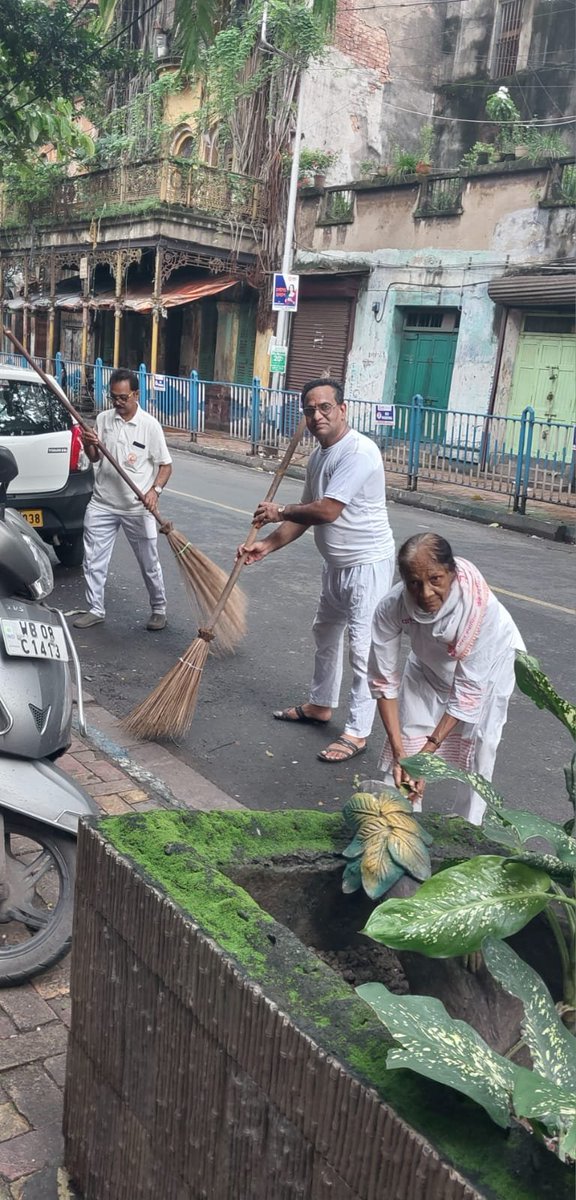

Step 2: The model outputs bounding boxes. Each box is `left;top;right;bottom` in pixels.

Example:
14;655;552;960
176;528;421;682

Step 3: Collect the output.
486;87;521;126
558;164;576;203
460;141;496;172
341;789;431;899
515;653;576;741
172;0;336;79
364;855;552;955
390;149;419;176
0;0;117;165
482;938;576;1091
92;75;188;167
401;751;506;809
358;938;576;1158
418;123;435;165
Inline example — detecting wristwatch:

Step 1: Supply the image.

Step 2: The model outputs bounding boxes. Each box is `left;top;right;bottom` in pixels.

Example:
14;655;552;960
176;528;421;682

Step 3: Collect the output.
154;485;163;495
277;505;286;519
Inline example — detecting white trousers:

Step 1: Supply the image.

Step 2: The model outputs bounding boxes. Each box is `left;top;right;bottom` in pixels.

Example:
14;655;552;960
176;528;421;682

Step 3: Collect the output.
82;502;167;618
309;557;395;739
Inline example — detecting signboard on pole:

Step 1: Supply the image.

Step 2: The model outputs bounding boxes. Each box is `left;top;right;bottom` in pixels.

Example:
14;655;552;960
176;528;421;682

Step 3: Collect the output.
153;374;166;391
272;273;299;312
270;345;288;373
375;403;395;426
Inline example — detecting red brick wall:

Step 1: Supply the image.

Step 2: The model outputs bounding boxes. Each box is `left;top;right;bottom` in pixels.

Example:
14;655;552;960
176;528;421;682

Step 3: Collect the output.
334;0;391;83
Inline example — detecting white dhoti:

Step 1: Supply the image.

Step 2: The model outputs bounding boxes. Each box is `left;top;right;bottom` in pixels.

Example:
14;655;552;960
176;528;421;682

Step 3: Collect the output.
309;557;395;739
82;501;167;618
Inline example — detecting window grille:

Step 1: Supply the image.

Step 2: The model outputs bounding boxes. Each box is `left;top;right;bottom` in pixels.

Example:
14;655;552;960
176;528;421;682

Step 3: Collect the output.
415;177;463;218
493;0;523;78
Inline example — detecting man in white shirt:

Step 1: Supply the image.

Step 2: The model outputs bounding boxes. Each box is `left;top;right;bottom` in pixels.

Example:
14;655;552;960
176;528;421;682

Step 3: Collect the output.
241;378;395;762
73;369;173;631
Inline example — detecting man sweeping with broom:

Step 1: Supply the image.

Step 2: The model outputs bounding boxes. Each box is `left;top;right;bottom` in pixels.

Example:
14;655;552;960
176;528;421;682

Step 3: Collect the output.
240;378;395;763
74;368;172;631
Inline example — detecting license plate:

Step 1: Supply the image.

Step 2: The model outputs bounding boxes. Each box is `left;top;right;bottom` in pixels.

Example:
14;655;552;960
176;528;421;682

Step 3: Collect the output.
21;510;44;527
1;618;68;661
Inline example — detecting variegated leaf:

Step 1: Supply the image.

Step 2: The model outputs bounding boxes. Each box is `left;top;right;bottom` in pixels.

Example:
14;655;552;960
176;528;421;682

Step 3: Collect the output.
515;653;576;741
357;982;515;1128
482;937;576;1090
361;848;405;899
487;807;576;868
513;1066;576;1142
342;858;363;894
564;754;576;811
400;753;505;811
364;856;552;957
342;787;432;898
504;852;575;882
387;830;431;881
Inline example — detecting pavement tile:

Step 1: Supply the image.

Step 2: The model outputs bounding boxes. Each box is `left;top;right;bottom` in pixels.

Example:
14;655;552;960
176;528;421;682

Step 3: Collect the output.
41;1059;66;1091
0;1124;63;1183
88;761;129;783
1;1066;63;1131
0;1027;68;1073
13;1166;81;1199
31;963;69;1003
68;751;96;766
0;1105;29;1143
0;1014;16;1041
121;788;152;805
82;780;138;797
44;999;71;1031
0;993;56;1034
94;794;132;815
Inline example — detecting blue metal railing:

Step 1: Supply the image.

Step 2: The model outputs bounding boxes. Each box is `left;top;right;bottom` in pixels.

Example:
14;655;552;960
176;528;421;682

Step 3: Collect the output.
1;349;573;509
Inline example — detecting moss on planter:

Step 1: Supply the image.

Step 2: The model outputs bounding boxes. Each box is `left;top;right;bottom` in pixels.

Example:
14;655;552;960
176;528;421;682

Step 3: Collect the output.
100;809;571;1200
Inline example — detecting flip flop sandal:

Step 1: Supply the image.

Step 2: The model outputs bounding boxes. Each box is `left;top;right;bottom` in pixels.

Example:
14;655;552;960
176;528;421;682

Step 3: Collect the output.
273;704;330;726
318;735;367;763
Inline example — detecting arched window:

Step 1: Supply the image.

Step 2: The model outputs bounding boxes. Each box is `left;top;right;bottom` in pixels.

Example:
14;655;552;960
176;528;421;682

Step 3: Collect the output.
171;129;196;159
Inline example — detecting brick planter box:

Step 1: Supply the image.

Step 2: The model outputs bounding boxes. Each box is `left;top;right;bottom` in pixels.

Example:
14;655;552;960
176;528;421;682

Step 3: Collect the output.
64;810;571;1200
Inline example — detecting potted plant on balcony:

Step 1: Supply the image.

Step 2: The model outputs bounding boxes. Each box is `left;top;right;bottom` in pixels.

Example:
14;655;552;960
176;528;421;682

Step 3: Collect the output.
486;87;522;161
415;123;435;175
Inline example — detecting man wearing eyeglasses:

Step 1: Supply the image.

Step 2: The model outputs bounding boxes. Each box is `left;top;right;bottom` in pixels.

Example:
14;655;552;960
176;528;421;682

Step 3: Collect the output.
240;378;395;763
73;368;172;631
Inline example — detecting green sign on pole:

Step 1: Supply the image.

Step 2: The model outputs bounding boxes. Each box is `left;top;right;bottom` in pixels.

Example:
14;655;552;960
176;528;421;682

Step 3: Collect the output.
270;346;288;373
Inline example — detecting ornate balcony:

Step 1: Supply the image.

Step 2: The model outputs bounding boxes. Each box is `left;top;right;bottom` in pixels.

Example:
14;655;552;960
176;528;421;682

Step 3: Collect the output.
0;158;267;231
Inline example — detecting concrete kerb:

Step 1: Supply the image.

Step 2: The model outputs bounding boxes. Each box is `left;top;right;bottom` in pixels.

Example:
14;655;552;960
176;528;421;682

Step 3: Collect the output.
77;693;244;814
167;434;576;545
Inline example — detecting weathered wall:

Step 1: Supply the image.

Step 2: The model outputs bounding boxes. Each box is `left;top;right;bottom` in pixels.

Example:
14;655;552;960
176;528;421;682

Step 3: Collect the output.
299;165;568;256
295;163;576;412
301;0;444;182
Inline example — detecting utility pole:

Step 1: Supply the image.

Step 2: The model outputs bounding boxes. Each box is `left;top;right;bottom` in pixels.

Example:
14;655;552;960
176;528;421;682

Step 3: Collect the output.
260;4;303;394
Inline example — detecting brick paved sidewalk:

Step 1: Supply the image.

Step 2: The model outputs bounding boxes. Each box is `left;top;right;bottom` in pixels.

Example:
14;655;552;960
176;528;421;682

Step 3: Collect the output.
0;733;156;1200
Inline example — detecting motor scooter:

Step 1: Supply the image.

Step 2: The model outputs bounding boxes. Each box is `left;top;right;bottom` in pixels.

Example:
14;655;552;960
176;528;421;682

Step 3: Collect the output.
0;447;98;985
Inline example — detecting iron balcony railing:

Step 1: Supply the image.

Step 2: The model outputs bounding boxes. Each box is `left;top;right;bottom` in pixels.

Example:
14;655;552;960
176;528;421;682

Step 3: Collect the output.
0;158;267;228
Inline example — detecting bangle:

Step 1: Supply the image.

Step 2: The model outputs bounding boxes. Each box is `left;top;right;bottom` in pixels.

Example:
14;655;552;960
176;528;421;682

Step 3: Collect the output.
426;734;441;748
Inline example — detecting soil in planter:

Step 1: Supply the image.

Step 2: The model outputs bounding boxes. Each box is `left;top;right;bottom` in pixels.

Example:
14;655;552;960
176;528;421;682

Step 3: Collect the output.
315;944;409;993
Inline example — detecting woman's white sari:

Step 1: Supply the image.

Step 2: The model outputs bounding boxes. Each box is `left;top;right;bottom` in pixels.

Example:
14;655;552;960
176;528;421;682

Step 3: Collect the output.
368;558;525;823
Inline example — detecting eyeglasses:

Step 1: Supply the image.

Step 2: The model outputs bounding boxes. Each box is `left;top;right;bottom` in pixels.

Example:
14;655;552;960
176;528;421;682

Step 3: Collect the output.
109;390;134;400
302;402;340;418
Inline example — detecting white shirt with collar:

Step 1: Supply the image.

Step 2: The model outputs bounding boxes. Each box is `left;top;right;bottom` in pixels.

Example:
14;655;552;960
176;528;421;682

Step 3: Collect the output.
91;404;172;512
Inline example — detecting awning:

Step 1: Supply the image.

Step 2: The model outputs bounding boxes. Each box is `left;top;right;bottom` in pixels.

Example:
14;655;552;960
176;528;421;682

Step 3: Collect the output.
487;273;576;307
91;275;238;312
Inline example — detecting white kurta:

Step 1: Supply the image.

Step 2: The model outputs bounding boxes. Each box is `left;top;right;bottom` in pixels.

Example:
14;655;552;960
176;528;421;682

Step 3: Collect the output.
368;578;525;823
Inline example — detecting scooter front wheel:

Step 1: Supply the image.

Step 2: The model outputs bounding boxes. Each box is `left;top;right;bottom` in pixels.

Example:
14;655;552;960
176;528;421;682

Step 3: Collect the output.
0;817;76;987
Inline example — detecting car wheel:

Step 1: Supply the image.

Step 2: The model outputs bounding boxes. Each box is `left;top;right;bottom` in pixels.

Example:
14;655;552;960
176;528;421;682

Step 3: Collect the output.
54;535;84;568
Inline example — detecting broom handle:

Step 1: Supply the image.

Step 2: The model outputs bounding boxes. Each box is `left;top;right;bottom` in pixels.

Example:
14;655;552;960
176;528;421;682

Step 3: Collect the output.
3;328;165;529
206;414;308;632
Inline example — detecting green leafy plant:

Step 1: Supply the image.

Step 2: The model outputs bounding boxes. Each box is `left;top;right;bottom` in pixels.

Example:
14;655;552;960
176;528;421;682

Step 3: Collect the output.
558;164;576;203
417;123;435;166
358;934;576;1159
341;788;432;898
284;147;336;183
362;652;576;1021
390;149;419;177
460;141;496;171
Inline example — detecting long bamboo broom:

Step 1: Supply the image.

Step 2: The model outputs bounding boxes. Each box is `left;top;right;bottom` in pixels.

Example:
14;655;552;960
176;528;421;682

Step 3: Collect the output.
123;414;308;740
3;328;245;653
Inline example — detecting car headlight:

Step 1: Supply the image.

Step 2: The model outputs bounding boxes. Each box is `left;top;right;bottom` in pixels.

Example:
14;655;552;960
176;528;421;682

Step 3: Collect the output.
21;533;54;598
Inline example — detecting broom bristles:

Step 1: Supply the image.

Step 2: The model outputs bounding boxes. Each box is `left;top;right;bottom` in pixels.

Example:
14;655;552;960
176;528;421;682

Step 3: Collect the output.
165;530;246;655
123;637;210;740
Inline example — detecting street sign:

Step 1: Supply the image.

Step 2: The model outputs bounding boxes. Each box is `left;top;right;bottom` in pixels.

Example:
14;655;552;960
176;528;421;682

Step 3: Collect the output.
270;345;288;373
272;273;299;312
153;374;166;391
375;404;395;425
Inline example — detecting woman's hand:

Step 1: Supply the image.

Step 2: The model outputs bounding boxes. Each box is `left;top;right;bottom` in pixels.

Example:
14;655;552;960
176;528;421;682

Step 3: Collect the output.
393;761;424;803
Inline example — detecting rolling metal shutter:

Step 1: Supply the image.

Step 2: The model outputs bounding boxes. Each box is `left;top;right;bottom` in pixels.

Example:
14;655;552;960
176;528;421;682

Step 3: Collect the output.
487;274;576;307
287;298;353;391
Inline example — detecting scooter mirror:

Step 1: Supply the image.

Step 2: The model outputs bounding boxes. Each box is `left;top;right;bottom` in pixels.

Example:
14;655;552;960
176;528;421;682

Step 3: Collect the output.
0;447;19;492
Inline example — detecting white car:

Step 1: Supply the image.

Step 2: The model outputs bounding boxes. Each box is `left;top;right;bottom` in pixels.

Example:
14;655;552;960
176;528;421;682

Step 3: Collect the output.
0;364;93;567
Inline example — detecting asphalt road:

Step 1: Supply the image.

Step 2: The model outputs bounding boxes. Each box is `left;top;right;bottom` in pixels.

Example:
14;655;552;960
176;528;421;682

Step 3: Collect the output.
52;449;576;824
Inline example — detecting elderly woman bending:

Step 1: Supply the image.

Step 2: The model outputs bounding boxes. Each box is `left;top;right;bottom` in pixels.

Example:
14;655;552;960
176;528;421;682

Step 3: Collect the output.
368;533;525;824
